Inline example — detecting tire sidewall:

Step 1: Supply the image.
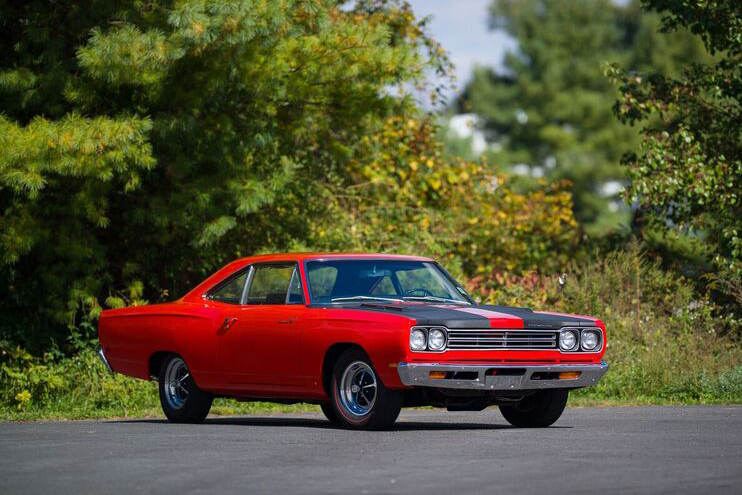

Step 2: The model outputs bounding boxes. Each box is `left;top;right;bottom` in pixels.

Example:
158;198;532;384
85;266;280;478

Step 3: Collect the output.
499;389;569;428
330;350;400;429
158;354;212;423
320;403;340;424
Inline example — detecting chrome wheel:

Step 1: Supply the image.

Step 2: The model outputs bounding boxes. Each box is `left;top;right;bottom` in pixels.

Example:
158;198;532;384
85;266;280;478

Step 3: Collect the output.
338;361;377;417
163;357;190;410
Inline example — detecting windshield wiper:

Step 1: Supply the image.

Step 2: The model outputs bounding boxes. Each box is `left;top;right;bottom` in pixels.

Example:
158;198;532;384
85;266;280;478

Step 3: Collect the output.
403;296;470;305
329;296;405;303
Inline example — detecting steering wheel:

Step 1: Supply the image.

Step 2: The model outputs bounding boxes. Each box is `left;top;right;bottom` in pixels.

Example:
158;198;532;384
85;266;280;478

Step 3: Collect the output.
404;287;434;297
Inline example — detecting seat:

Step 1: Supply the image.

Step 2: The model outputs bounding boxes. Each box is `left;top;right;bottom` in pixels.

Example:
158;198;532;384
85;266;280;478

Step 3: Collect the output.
264;292;287;305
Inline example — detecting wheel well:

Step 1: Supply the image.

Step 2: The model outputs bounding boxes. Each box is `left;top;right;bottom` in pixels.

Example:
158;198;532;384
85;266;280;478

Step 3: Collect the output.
321;343;366;397
148;351;172;380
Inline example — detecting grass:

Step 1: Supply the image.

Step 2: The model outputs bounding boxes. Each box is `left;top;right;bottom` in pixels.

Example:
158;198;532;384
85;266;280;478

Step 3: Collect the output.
3;397;321;422
0;347;325;422
2;348;740;422
2;246;741;421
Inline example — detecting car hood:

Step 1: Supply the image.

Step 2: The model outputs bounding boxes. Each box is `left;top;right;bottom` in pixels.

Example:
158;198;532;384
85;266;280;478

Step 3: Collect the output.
312;302;598;330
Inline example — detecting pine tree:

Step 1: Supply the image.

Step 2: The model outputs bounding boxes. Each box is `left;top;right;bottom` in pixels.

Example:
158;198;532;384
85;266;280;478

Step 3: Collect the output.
0;0;585;351
0;0;433;347
456;0;710;236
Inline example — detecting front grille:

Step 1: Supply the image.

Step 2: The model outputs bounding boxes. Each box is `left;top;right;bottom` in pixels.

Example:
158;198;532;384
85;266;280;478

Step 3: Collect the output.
447;329;558;350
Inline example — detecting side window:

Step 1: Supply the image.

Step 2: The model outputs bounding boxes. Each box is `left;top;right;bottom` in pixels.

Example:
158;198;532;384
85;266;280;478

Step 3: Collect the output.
287;268;304;304
208;270;248;304
246;264;295;305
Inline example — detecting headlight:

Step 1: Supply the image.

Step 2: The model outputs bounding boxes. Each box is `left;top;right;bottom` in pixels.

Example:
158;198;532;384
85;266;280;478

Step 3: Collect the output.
428;328;447;351
581;330;600;351
410;329;427;351
559;330;578;351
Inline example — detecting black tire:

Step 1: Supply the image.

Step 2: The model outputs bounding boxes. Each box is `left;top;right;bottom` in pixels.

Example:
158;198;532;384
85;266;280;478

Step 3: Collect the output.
158;354;213;423
330;349;403;430
499;389;569;428
320;403;340;424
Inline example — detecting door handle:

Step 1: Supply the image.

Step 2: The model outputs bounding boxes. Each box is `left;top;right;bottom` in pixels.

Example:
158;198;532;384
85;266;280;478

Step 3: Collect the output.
222;317;238;330
277;317;295;324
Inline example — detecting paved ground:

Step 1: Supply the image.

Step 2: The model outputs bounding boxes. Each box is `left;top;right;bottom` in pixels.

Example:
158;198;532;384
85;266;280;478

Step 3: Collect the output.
1;406;741;494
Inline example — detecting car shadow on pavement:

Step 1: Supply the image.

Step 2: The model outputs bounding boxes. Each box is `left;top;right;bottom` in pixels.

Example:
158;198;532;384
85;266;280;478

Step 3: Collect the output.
106;416;571;431
206;417;509;431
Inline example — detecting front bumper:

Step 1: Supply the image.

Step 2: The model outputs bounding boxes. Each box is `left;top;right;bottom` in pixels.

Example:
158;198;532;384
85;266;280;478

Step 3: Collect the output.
97;346;113;373
398;362;608;391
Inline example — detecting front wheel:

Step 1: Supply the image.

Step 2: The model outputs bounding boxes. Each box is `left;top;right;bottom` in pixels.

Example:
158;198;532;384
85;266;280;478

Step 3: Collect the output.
330;349;403;430
320;403;339;424
158;354;213;423
499;389;569;427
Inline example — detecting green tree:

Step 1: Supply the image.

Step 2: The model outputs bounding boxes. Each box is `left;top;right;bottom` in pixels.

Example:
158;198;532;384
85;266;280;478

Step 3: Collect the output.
0;0;581;352
305;115;580;276
0;0;440;348
610;0;742;305
456;0;710;236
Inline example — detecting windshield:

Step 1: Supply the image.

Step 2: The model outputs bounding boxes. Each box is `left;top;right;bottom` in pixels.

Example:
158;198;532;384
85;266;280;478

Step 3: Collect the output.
305;259;471;304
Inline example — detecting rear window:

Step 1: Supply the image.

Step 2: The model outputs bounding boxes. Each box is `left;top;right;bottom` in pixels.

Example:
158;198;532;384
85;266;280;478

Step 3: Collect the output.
208;270;248;304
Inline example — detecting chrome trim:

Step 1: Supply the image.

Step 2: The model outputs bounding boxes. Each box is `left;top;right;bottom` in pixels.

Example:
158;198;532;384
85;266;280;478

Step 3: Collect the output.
410;326;448;353
560;327;604;354
448;328;558;351
420;326;605;353
338;360;377;417
97;346;113;373
397;362;608;391
579;328;603;352
163;357;189;410
240;265;256;305
558;328;579;352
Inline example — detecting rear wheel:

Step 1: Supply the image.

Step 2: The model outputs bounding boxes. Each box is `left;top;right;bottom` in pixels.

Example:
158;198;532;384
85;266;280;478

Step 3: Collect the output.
158;354;213;423
499;389;568;427
330;349;403;430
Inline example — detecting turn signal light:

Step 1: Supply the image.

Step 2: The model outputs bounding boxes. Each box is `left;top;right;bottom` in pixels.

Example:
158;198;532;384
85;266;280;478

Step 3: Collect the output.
429;371;447;379
558;371;582;380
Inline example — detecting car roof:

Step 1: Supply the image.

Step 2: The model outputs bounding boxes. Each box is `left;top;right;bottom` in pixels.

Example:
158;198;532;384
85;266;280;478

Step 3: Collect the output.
235;253;433;263
180;253;436;302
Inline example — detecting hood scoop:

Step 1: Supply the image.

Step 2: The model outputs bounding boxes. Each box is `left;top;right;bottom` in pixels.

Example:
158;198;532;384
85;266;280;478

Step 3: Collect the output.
359;302;404;311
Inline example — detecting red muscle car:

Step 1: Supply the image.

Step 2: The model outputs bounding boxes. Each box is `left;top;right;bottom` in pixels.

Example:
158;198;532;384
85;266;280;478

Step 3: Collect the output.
98;253;608;429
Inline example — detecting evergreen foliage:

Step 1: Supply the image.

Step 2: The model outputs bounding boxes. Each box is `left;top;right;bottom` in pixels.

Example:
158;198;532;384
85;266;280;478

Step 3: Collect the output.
0;0;578;350
610;0;742;295
1;0;741;418
457;0;711;235
0;0;426;347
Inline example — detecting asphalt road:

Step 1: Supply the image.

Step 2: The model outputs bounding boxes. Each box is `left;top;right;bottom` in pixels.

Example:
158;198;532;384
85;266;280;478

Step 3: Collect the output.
1;406;741;494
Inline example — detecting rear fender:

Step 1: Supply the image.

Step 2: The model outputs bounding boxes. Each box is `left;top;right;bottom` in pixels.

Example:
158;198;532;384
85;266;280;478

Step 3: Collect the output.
98;303;223;383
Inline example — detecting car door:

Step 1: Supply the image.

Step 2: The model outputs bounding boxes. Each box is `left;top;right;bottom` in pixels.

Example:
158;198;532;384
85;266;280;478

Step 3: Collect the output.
218;263;306;391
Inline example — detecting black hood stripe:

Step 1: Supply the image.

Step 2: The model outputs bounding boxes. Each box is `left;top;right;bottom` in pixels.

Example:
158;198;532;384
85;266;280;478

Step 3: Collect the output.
311;303;595;330
479;305;596;329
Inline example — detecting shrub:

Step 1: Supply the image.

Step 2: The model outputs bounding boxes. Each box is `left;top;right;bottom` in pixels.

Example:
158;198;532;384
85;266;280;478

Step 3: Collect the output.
0;345;318;420
0;345;158;418
470;243;742;405
3;243;740;420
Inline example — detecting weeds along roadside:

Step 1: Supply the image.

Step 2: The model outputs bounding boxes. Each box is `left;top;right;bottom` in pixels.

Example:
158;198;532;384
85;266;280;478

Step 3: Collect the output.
2;246;741;420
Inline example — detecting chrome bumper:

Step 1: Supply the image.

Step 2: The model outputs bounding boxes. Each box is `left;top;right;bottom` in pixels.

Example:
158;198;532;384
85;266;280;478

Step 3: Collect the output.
398;362;608;391
97;346;113;373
